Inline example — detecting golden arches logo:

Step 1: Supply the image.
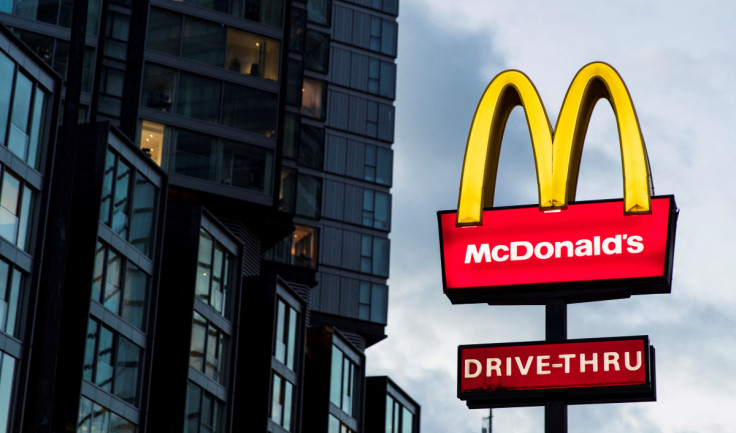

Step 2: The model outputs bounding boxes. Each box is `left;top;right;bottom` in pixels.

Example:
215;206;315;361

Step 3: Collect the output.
457;62;653;226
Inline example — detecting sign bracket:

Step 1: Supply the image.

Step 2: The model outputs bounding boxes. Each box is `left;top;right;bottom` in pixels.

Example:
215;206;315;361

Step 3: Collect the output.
545;299;568;433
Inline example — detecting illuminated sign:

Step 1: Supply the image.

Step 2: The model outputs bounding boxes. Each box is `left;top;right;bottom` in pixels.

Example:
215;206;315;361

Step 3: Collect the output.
439;196;677;304
458;336;655;408
438;62;677;304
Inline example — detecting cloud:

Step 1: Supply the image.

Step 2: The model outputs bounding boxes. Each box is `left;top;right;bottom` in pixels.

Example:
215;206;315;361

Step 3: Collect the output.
370;1;736;432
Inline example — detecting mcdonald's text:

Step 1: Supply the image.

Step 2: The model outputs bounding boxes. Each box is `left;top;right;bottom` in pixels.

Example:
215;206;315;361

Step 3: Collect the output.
464;234;644;264
459;337;652;396
438;197;677;304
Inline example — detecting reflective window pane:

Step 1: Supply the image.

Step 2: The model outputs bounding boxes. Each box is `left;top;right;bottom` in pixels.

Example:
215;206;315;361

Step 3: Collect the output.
0;52;14;146
176;72;220;123
130;174;156;256
182;17;226;66
147;7;181;55
142;63;176;112
222;83;277;136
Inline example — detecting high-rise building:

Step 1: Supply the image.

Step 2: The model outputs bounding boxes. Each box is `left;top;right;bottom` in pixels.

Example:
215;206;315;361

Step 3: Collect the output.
0;0;418;432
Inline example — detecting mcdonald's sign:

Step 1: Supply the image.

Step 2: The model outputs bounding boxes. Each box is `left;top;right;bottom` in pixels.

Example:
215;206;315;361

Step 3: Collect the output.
438;62;678;304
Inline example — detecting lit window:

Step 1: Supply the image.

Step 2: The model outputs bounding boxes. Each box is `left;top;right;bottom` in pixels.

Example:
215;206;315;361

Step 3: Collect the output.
301;78;324;119
292;225;318;268
226;29;280;81
139;120;166;167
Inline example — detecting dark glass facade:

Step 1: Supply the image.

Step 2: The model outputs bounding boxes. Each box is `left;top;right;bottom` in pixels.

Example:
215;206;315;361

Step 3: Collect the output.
0;0;416;432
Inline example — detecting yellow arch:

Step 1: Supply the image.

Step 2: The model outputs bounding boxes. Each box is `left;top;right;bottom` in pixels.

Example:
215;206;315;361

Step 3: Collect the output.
456;62;653;226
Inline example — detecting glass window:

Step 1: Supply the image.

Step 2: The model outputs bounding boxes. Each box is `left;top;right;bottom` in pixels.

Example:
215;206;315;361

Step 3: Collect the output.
286;59;303;106
111;159;131;237
293;225;318;268
304;31;329;73
9;72;32;161
140;120;167;167
173;128;217;181
282;113;298;159
358;282;387;324
380;61;396;98
91;241;149;330
82;319;142;406
130;175;156;255
0;351;16;433
369;17;398;56
402;407;414;433
184;382;225;433
295;173;321;218
176;72;221;123
222;83;277;135
182;16;226;66
0;169;34;250
226;29;280;81
103;12;130;61
362;189;390;230
301;78;324;119
221;139;274;193
378;103;395;142
99;149;158;257
147;7;181;56
360;234;389;277
289;7;306;52
195;230;235;318
27;87;48;169
82;47;96;94
279;167;296;214
77;396;136;433
13;0;72;27
189;312;229;384
307;0;331;25
0;260;23;338
229;0;284;27
270;372;294;431
142;63;176;112
97;66;125;117
298;124;324;169
274;299;298;370
329;345;359;417
0;52;14;146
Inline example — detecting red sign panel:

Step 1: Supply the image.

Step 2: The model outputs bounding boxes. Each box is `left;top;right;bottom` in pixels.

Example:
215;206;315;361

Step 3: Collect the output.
458;337;655;408
438;196;677;304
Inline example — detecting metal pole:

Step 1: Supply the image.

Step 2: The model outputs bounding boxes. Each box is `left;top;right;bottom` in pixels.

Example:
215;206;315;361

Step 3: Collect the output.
545;299;567;433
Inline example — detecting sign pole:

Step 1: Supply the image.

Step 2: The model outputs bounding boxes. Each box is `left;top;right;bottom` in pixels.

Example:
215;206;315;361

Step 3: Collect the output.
545;299;567;433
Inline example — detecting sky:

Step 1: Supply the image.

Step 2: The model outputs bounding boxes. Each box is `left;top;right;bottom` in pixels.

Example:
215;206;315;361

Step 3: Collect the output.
365;1;736;432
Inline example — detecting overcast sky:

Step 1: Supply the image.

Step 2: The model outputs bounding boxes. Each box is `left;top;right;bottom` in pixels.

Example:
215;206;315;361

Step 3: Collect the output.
365;1;736;432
